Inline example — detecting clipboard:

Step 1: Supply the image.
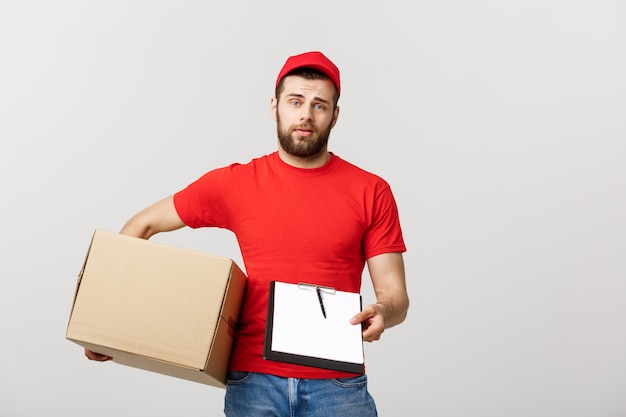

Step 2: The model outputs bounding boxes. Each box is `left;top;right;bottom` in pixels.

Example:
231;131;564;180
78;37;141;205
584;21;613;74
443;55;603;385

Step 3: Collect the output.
263;281;364;374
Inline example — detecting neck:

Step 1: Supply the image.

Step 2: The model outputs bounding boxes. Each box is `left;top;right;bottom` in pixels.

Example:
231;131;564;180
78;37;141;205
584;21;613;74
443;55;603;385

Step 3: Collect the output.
277;148;331;169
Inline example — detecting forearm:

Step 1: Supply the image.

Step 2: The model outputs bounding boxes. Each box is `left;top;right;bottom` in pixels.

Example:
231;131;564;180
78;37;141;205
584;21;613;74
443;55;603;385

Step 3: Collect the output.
120;195;186;239
368;252;409;329
120;213;164;239
375;291;409;329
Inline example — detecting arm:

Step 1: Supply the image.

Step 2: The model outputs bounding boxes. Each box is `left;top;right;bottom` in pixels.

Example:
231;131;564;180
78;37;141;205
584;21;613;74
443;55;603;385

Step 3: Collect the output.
119;195;186;239
85;195;186;361
350;252;409;342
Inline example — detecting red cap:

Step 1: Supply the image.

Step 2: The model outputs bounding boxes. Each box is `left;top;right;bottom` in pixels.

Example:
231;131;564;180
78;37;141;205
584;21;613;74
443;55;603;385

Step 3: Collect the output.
275;51;341;95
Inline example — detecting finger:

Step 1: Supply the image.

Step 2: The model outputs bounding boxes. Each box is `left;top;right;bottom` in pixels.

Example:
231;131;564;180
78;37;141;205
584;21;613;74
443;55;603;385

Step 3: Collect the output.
349;312;363;325
362;325;384;342
91;354;112;361
85;349;112;361
349;305;376;325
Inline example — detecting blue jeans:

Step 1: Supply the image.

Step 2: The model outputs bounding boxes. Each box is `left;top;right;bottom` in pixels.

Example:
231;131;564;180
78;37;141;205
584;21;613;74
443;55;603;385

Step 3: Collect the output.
224;372;378;417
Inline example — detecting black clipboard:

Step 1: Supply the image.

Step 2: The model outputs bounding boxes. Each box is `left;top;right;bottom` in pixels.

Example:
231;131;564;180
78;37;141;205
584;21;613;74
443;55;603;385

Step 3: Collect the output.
263;281;364;374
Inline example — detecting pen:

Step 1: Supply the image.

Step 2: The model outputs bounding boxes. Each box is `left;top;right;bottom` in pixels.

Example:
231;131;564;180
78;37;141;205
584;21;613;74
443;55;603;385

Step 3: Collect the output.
316;286;326;319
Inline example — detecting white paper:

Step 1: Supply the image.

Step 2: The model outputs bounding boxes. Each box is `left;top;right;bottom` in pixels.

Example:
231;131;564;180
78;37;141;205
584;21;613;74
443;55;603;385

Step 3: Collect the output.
270;281;364;364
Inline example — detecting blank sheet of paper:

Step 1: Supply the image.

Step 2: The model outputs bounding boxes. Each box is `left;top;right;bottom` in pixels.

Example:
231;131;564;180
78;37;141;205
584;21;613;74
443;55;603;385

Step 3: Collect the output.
267;281;364;367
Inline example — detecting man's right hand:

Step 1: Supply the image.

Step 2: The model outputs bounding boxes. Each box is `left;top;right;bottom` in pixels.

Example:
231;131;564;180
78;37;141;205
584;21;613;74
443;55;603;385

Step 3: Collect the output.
85;348;112;361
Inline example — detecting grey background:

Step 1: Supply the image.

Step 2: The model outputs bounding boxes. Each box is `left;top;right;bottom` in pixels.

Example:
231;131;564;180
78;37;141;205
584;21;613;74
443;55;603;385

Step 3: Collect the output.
1;1;625;416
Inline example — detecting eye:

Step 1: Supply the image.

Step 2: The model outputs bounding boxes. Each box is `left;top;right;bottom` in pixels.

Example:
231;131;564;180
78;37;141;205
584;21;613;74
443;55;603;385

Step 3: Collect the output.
314;104;326;111
290;100;301;107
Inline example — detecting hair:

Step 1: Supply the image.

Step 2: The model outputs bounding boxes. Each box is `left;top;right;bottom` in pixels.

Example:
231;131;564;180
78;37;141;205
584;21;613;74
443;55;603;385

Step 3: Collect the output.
275;68;339;106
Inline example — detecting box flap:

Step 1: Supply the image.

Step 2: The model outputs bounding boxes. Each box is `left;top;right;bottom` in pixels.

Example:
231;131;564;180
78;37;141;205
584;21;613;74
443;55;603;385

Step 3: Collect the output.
66;231;99;326
220;262;247;330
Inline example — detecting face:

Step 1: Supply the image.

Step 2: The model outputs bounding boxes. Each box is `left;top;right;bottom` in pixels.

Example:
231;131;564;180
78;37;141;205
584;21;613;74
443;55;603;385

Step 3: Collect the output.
272;75;339;159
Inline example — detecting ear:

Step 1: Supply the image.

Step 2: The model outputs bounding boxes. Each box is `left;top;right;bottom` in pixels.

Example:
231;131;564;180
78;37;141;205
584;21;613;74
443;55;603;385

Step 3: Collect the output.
270;97;278;121
330;105;340;129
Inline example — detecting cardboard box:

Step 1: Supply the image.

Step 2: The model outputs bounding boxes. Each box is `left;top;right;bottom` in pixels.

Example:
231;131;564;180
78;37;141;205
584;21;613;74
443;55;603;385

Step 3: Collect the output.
66;230;247;388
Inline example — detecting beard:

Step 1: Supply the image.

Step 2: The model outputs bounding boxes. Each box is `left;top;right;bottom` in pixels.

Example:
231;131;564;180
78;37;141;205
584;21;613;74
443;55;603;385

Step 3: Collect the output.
276;112;332;158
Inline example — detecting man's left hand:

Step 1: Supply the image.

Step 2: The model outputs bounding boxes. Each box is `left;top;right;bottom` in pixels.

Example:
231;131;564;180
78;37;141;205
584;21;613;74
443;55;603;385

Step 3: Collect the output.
350;303;386;342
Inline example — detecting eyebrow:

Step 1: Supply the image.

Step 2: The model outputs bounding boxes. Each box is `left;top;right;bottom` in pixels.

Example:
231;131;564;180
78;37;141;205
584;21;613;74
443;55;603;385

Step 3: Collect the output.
285;93;331;105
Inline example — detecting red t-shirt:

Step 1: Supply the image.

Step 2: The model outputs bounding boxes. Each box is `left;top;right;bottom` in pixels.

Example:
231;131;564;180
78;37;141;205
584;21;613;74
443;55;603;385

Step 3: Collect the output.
173;152;406;378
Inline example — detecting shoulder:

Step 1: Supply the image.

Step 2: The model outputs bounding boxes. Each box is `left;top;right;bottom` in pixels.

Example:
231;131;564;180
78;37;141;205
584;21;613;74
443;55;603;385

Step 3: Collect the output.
332;154;391;188
210;153;275;176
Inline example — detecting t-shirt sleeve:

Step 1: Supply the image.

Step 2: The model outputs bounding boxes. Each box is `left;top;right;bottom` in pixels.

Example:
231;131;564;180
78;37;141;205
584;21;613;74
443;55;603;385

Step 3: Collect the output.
173;166;231;229
363;183;407;259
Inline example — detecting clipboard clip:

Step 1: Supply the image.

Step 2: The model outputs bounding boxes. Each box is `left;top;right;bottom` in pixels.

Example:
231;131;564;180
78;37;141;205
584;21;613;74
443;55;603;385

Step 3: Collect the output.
297;283;336;319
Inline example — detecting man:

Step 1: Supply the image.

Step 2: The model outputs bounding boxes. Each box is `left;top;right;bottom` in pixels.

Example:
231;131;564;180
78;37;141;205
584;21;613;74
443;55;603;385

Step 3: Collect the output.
86;51;409;417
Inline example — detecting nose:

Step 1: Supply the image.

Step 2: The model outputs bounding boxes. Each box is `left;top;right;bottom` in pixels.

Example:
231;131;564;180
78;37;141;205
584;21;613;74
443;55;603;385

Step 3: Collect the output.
298;105;313;122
